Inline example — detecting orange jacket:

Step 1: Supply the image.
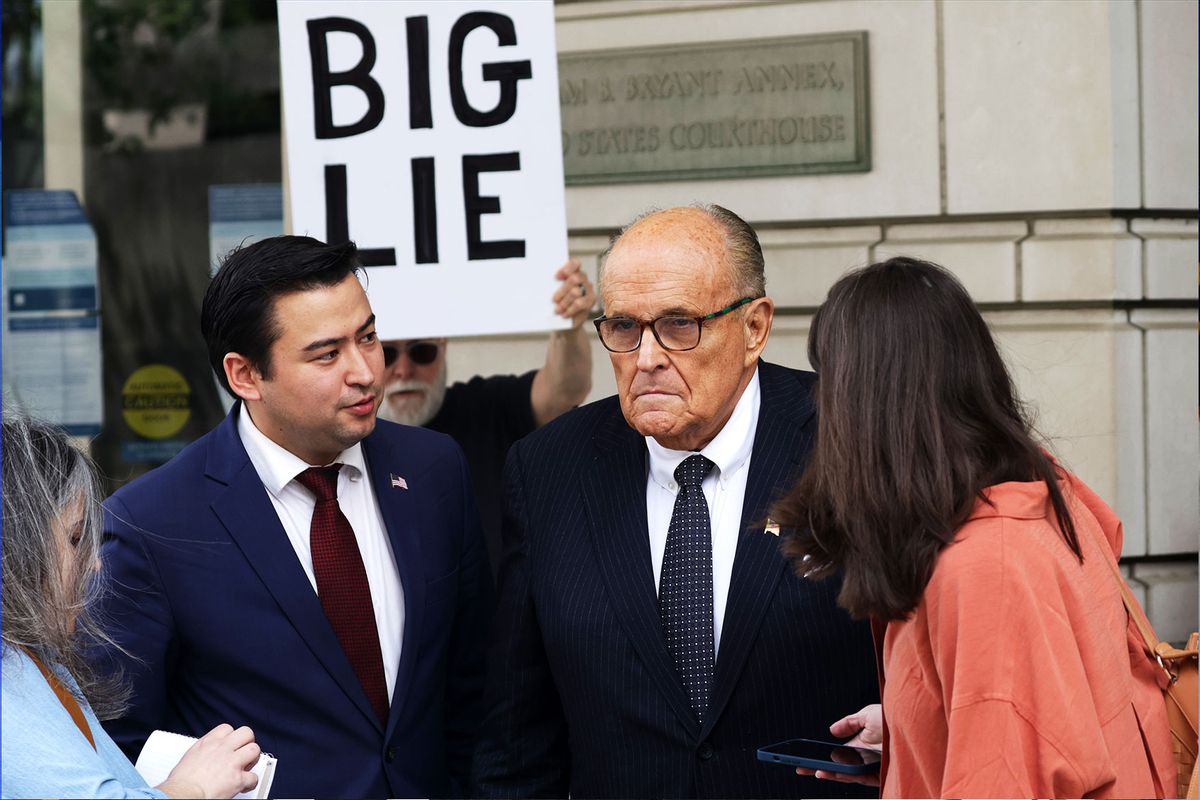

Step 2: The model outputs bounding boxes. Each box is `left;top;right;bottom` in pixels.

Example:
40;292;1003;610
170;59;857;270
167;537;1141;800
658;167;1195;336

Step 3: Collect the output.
880;474;1176;798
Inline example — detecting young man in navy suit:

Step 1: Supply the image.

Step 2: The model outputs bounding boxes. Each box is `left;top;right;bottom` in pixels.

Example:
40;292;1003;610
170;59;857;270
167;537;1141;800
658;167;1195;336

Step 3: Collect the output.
473;205;879;798
93;236;490;797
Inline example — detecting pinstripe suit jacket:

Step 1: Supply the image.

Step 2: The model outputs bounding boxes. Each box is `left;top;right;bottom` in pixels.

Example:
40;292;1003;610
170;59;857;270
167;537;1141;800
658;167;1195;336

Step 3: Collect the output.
473;361;878;799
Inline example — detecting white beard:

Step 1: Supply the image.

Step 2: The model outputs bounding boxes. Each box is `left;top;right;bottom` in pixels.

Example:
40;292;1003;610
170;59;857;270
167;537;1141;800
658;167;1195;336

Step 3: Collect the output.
376;359;448;427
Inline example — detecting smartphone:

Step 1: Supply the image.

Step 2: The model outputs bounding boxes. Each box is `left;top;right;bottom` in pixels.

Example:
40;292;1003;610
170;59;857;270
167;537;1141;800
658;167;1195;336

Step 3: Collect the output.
756;738;882;775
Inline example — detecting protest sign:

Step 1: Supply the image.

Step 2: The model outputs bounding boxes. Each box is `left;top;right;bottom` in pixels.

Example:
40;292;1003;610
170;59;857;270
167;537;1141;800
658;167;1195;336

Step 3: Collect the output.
279;0;568;339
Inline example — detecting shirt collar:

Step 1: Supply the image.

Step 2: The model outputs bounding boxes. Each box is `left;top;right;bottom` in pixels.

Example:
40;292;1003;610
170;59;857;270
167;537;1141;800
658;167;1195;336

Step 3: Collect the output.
646;367;761;492
236;404;366;497
967;479;1056;521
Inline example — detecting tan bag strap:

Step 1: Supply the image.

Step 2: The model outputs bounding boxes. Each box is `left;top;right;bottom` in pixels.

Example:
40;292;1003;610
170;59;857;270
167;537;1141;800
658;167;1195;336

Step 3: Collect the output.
23;648;96;750
1090;531;1159;648
1076;518;1185;683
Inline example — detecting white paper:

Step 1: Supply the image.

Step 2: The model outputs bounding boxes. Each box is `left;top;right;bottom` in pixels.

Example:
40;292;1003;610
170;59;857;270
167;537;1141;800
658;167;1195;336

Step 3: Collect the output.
278;0;569;340
134;730;277;800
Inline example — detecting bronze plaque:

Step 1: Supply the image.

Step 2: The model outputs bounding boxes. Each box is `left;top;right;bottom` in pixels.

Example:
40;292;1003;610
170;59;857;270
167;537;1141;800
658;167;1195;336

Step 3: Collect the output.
559;32;870;184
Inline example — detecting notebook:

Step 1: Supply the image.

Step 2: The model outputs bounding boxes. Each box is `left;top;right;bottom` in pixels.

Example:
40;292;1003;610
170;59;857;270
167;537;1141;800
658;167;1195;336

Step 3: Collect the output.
134;729;277;800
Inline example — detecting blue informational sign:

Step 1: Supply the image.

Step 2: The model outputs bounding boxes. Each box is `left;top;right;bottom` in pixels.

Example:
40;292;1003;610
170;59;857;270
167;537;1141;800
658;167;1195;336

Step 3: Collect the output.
2;315;104;436
3;190;99;312
2;190;104;435
208;184;283;272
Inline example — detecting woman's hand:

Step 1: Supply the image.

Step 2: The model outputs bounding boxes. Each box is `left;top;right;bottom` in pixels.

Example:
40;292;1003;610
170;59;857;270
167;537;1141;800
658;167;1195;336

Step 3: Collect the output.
795;704;883;787
830;703;883;749
157;724;260;799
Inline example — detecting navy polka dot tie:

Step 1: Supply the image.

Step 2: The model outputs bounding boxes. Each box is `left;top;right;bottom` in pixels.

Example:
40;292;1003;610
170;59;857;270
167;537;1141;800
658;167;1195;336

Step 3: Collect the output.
660;454;716;724
295;465;389;725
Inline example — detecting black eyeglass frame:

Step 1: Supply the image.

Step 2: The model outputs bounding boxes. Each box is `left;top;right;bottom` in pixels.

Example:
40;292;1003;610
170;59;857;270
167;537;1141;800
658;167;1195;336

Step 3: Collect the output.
382;340;442;367
592;296;756;353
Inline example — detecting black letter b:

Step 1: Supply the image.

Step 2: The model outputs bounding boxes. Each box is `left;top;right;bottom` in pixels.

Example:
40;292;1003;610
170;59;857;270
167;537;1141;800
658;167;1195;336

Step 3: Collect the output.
307;17;385;139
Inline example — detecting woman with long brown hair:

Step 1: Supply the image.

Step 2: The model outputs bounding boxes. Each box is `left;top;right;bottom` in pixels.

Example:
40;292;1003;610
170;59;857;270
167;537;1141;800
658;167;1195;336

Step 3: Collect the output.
773;257;1175;797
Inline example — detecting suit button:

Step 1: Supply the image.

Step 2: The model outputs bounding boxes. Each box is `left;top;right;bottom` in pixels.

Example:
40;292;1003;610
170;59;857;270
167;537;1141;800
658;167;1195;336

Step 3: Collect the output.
385;747;396;763
697;742;715;760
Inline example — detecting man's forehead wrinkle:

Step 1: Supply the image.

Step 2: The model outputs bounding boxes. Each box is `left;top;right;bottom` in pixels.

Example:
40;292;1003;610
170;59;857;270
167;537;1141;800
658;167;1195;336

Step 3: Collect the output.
610;231;722;271
604;270;707;313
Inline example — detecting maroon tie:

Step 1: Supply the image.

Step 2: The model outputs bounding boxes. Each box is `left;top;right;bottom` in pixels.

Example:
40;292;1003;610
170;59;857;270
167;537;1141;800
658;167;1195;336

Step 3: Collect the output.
295;465;389;725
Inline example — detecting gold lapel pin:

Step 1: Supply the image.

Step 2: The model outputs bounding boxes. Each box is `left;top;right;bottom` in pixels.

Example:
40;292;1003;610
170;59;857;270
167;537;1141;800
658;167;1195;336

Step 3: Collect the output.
764;518;780;537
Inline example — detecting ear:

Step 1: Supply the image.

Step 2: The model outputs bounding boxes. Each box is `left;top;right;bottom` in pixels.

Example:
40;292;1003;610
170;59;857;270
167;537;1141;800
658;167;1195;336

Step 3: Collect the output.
742;297;774;367
223;352;264;402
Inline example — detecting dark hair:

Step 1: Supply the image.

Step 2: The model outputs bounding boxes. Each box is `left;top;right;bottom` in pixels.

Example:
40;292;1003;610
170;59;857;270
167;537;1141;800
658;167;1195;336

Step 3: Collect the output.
201;236;361;394
2;409;129;718
772;257;1079;621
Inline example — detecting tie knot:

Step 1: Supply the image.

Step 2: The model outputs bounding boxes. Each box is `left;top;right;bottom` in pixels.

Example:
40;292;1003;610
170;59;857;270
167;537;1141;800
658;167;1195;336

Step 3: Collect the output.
674;454;715;488
295;465;342;501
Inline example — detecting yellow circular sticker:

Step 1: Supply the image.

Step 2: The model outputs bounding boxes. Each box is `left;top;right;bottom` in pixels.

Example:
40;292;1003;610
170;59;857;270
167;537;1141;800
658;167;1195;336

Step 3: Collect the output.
122;364;191;440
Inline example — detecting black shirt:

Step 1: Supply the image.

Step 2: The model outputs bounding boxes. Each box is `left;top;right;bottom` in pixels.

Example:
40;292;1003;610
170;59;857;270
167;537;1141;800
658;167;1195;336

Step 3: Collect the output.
427;370;538;578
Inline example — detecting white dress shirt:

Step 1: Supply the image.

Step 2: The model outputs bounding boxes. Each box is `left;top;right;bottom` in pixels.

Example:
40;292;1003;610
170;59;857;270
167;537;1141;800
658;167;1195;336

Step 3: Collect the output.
238;408;404;698
645;367;760;655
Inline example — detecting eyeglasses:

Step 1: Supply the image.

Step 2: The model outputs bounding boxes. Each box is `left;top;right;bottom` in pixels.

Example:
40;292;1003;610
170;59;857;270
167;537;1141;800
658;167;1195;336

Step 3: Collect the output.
382;340;441;367
593;297;755;353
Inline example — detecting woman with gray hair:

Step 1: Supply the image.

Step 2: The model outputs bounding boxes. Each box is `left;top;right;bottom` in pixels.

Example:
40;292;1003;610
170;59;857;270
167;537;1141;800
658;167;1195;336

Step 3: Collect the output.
2;412;261;798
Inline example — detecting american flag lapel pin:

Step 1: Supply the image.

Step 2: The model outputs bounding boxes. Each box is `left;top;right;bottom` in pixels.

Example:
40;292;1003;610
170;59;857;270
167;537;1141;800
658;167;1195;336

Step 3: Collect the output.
764;518;780;536
390;473;408;490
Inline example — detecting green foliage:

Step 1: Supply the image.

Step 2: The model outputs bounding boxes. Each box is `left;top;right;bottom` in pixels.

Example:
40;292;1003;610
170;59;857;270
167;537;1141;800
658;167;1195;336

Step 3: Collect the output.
84;0;217;123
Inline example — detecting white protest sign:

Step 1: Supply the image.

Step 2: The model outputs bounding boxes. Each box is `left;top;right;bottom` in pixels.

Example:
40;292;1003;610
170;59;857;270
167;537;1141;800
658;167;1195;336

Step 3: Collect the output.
278;0;568;340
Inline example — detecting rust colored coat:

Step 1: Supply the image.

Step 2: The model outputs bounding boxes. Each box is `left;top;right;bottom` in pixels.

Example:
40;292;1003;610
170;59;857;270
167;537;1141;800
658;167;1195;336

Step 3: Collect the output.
880;474;1176;798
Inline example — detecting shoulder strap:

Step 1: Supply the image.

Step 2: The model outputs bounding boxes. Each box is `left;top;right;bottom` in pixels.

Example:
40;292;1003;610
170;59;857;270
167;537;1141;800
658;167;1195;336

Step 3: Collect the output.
1076;515;1185;682
25;650;96;750
1089;528;1161;652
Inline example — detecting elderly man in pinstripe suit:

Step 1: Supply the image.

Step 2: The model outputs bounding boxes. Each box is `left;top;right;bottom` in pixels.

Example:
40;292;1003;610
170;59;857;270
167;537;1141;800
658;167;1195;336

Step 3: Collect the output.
473;205;877;799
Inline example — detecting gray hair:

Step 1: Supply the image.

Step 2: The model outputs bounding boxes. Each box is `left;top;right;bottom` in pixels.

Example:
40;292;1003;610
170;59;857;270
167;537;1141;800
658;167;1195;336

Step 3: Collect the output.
603;203;766;298
1;409;128;718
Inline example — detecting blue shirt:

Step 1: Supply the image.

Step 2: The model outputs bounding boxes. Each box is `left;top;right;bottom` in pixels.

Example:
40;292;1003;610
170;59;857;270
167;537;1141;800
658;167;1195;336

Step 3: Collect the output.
2;646;167;799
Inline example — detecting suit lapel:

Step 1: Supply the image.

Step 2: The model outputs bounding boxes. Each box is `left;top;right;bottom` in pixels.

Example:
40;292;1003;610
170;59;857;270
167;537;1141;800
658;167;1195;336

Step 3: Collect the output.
581;411;699;737
206;408;384;731
360;430;425;740
704;363;814;737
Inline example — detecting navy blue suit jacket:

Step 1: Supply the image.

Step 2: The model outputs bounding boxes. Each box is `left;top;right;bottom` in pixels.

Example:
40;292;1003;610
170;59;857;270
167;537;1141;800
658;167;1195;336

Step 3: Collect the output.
94;405;491;798
473;361;878;799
